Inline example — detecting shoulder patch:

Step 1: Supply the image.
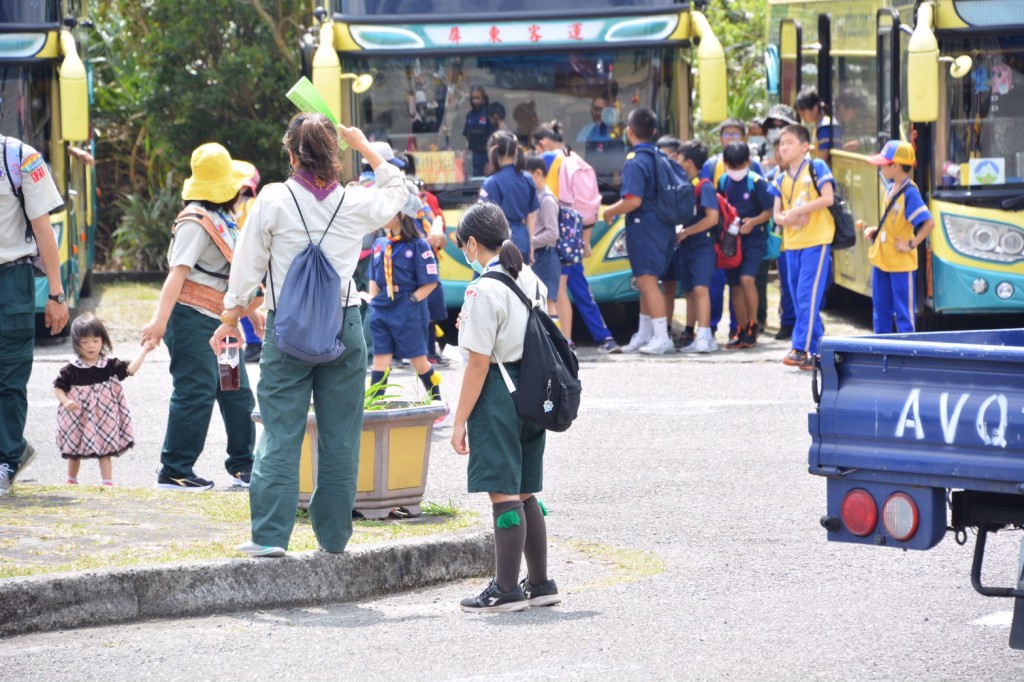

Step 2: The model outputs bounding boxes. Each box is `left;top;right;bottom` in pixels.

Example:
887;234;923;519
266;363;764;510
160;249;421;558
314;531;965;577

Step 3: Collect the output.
626;152;636;160
20;152;43;174
421;250;435;259
465;288;478;298
426;263;438;275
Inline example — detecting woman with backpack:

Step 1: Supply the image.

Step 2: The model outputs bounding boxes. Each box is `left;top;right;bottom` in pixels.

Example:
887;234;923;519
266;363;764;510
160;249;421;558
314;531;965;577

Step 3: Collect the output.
451;202;559;613
210;114;407;558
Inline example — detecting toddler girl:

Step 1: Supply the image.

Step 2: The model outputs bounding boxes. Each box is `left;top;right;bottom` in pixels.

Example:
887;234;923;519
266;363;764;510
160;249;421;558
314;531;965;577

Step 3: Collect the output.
53;314;156;485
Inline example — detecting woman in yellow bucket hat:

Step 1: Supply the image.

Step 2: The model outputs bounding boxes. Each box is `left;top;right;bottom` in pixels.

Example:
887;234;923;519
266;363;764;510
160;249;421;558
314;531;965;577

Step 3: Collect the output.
142;142;262;491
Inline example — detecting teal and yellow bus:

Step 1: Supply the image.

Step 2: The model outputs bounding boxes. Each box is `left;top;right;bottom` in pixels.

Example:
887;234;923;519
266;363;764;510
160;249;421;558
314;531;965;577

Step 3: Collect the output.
0;0;95;322
767;0;1024;326
302;0;727;311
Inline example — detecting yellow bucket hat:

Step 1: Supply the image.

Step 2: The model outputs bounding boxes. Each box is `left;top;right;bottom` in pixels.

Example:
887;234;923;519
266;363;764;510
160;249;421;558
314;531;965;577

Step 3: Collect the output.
181;143;250;203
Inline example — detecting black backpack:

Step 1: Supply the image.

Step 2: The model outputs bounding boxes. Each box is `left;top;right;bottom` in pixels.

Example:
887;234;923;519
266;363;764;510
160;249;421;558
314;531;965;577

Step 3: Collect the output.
634;147;695;229
480;271;582;432
808;160;856;250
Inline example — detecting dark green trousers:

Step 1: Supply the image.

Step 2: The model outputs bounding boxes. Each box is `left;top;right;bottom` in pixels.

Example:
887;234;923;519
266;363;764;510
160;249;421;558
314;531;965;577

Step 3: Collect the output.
160;304;255;478
250;307;366;552
0;263;35;471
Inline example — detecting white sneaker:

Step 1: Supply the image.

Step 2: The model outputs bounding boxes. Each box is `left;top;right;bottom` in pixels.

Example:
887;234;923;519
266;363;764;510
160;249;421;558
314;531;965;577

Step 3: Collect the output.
694;336;719;353
236;541;286;558
0;463;12;497
679;340;700;353
433;403;453;429
621;333;652;353
638;336;675;355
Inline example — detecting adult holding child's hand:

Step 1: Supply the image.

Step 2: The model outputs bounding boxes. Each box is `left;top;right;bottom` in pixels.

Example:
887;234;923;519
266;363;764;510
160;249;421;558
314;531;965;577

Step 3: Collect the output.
218;114;407;559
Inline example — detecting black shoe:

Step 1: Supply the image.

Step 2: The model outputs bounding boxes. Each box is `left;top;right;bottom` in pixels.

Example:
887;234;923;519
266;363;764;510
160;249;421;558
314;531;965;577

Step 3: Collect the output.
244;344;262;363
459;578;529;613
427;353;450;367
230;471;251;488
774;324;793;341
519;576;561;607
674;331;695;351
725;331;744;349
156;471;215;491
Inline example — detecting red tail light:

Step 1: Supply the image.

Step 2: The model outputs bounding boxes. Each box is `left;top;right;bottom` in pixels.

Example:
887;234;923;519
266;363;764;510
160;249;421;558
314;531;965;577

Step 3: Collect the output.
841;489;878;537
882;492;919;541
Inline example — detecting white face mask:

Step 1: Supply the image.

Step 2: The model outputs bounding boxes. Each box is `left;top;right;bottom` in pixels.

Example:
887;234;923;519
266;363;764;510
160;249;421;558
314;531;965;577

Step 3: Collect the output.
726;168;749;183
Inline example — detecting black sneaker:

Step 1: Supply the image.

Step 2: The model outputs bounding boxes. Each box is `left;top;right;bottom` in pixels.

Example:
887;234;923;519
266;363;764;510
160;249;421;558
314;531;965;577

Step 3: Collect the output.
725;331;744;349
519;577;561;607
230;471;252;488
459;578;529;613
156;471;215;491
774;324;793;341
12;442;36;483
674;331;695;351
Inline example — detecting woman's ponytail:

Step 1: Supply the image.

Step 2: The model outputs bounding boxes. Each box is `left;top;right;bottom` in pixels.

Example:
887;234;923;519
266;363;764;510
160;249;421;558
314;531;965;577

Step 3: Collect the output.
498;238;524;279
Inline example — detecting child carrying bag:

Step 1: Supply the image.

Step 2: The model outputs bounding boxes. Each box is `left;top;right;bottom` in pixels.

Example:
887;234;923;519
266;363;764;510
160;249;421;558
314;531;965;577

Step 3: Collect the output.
268;185;347;363
480;271;582;432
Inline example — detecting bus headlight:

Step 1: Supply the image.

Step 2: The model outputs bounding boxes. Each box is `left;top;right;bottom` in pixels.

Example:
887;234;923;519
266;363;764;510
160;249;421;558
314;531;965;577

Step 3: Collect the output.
944;214;1024;263
607;232;628;260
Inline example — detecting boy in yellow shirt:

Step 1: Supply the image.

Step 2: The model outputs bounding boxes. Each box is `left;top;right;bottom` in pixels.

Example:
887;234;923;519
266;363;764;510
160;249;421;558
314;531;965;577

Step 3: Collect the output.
769;125;835;370
864;140;934;333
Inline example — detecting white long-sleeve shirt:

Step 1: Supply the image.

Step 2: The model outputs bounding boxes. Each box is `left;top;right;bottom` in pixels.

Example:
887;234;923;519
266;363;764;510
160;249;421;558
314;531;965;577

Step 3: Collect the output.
224;162;407;311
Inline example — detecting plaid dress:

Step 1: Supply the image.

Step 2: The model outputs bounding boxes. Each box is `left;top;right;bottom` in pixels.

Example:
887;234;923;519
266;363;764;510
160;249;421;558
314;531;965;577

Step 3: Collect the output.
54;357;134;459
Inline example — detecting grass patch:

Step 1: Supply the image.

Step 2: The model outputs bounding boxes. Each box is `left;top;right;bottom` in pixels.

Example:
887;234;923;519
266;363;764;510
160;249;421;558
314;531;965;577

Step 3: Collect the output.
560;539;667;592
82;281;163;342
0;485;481;579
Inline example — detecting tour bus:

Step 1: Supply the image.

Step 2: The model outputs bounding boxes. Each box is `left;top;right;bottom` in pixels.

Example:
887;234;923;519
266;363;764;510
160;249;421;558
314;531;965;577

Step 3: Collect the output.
766;0;1024;327
0;0;95;326
302;0;727;311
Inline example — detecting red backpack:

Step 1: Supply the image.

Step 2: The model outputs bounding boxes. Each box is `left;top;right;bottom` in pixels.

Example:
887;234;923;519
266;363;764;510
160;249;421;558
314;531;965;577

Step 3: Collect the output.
696;178;741;269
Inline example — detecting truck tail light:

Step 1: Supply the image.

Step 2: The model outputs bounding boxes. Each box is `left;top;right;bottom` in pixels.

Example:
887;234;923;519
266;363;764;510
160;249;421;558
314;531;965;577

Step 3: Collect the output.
841;489;877;537
882;492;919;541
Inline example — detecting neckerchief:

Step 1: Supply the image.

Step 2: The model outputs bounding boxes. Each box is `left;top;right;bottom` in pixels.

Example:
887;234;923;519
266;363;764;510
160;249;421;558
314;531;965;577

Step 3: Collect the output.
293;169;339;201
384;234;404;299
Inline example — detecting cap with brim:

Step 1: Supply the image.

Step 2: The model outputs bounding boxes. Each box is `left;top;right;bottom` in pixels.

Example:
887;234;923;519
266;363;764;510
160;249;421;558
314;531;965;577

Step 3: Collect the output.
866;140;916;166
182;143;249;203
764;104;799;127
369;140;405;169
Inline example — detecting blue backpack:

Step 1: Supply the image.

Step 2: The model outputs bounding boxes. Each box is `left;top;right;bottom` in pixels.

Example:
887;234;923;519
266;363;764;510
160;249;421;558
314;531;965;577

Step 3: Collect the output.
269;185;347;363
556;204;585;266
635;146;695;228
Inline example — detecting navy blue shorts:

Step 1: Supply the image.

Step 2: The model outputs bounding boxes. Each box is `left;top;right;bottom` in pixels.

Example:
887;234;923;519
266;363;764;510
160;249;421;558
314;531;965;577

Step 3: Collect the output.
531;247;561;302
625;217;675;277
661;245;681;281
726;226;768;285
678;232;716;292
369;299;429;358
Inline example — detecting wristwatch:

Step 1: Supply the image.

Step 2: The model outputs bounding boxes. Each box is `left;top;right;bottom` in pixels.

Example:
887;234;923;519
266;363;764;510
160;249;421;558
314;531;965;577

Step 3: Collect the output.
409;292;420;303
48;293;66;304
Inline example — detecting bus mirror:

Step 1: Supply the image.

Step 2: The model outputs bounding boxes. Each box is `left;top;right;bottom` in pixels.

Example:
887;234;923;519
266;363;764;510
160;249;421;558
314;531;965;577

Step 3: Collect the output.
948;55;973;79
312;22;342;123
59;30;89;142
906;4;939;123
341;73;373;94
691;11;726;123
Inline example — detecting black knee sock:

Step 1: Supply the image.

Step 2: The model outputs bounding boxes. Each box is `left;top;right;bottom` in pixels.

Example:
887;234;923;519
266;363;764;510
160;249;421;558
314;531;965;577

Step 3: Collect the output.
521;496;548;584
492;500;526;592
418;369;440;401
370;370;386;397
427;324;438;356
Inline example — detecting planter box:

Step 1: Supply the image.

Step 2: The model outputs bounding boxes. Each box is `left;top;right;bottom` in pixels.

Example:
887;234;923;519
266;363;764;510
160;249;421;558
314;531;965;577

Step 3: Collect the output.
252;402;447;519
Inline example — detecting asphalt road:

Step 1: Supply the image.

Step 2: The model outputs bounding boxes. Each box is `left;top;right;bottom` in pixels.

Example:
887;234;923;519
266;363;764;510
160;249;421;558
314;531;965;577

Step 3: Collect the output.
4;314;1024;679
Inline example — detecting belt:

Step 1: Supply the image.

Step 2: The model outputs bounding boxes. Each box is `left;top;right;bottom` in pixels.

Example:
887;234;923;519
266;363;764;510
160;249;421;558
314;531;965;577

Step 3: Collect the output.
0;256;32;269
534;246;555;252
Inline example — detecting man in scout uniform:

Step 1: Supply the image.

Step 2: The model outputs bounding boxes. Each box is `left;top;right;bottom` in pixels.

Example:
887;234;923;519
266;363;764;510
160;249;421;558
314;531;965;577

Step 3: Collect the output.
141;143;261;491
0;135;69;496
864;140;934;333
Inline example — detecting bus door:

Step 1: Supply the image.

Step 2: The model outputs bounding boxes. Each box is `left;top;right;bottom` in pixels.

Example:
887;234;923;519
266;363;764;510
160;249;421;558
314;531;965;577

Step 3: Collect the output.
778;19;802;106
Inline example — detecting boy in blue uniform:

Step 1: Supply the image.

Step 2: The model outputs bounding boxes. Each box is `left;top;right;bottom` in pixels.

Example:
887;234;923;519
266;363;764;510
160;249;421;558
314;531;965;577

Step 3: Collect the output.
675;140;720;353
864;140;935;333
367;193;449;427
602;108;676;355
719;142;774;349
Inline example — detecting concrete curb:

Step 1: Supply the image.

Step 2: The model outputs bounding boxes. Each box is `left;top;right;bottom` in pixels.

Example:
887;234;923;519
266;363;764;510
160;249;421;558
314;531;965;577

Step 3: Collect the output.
0;531;493;638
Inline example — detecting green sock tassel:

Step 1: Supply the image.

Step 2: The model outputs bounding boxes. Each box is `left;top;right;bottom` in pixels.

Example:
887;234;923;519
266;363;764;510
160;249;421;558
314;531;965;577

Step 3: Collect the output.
537;499;548;516
495;509;522;529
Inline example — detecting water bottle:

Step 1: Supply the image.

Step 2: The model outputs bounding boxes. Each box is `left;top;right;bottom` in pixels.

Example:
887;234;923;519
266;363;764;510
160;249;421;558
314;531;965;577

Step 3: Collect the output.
721;218;740;258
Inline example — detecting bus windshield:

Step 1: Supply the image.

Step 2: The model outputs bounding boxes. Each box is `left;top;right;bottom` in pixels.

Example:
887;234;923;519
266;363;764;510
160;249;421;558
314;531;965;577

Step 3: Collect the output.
0;65;54;160
0;0;60;24
351;48;671;205
938;36;1024;191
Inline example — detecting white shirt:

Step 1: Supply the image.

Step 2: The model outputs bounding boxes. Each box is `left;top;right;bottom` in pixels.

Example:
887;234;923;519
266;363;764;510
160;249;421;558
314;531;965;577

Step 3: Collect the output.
0;139;63;263
224;162;407;311
457;259;547;363
167;203;235;319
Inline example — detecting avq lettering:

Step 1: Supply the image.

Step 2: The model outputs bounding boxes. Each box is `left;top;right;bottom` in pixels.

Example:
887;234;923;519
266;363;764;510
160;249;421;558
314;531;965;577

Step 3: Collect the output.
895;389;1010;447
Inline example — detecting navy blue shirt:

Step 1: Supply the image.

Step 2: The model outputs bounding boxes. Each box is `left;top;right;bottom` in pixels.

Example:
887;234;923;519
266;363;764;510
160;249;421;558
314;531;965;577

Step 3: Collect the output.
718;172;774;220
620;143;659;220
367;236;439;308
463;107;494;154
479;164;539;226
